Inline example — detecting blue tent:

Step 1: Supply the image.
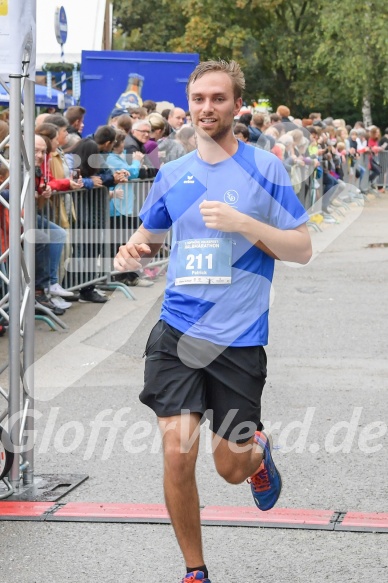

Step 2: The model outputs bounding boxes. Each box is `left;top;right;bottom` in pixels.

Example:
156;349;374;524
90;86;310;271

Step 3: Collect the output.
0;83;74;107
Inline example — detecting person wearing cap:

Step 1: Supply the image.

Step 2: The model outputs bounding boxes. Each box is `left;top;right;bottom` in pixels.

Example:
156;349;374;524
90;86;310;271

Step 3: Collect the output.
109;108;129;126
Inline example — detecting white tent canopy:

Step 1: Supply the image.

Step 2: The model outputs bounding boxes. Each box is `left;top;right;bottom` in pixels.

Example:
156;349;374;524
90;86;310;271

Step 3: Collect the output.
36;0;109;71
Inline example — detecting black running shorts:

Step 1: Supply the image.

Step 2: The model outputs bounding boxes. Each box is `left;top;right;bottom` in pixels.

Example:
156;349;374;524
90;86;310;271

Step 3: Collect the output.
140;320;267;443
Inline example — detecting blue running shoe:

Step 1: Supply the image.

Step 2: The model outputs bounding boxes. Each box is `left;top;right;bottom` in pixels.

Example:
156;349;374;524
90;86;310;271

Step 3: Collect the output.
248;430;282;511
181;571;211;582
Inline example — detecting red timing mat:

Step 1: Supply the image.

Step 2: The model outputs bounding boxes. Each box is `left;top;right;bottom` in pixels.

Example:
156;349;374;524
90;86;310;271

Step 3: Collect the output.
1;502;387;532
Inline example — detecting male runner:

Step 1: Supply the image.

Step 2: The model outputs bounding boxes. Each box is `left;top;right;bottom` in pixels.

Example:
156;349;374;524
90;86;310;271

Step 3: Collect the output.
115;60;312;583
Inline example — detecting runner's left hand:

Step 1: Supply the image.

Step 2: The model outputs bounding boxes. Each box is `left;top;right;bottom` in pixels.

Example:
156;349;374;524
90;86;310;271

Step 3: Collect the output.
199;200;241;232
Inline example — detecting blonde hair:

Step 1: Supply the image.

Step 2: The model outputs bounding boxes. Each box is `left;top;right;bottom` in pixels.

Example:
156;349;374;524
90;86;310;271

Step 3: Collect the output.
336;127;348;140
147;112;166;132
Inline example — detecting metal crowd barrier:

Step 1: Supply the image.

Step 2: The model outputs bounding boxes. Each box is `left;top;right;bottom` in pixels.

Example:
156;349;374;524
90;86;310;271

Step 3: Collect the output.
342;151;388;193
36;186;111;292
377;150;388;189
35;179;169;295
109;179;171;281
357;153;371;192
295;149;388;218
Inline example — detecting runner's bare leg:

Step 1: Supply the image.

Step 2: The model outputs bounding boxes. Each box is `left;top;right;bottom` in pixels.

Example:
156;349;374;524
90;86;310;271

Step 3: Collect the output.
159;413;204;568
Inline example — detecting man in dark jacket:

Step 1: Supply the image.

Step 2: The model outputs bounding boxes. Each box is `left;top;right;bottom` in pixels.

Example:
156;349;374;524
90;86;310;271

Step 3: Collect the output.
124;121;158;179
248;113;267;143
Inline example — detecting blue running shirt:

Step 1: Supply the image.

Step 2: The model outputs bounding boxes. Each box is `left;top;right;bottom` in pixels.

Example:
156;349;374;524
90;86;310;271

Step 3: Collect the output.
140;141;309;347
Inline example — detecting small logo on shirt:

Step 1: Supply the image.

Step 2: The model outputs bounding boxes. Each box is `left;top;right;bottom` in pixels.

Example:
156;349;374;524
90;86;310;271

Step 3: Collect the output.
224;190;239;205
184;175;195;184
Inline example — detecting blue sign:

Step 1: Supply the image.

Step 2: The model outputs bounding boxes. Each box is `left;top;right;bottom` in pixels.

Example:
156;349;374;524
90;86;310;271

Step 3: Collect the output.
55;6;68;45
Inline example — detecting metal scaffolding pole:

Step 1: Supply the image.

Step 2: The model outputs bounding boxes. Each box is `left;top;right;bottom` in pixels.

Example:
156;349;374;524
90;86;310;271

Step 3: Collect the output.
7;74;23;490
22;78;36;485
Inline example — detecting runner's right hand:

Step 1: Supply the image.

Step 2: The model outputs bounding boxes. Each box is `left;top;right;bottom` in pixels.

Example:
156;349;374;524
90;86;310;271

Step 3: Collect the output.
114;242;151;271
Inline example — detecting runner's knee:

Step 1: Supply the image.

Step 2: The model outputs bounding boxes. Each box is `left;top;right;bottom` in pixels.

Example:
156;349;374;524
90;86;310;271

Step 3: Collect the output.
164;442;197;478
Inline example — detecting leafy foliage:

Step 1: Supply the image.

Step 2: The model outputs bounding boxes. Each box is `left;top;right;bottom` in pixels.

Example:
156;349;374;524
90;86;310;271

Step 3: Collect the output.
316;1;388;105
113;0;388;123
113;0;186;52
43;62;80;72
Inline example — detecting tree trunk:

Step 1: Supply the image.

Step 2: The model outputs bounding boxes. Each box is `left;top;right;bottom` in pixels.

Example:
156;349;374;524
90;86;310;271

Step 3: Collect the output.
362;96;372;127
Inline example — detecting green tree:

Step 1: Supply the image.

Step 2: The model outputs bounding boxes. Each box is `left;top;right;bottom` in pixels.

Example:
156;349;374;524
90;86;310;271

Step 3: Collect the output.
157;1;332;110
316;0;388;124
112;0;388;125
113;0;186;52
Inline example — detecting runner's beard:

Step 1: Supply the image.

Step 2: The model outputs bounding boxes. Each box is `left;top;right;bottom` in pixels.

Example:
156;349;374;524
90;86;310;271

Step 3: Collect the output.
196;119;234;147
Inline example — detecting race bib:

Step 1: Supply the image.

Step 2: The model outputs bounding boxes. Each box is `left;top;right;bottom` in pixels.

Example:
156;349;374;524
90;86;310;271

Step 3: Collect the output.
175;238;232;285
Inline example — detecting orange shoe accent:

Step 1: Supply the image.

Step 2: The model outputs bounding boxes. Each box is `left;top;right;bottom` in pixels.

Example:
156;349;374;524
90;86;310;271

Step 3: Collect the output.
248;461;271;493
183;573;204;583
